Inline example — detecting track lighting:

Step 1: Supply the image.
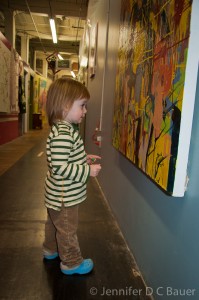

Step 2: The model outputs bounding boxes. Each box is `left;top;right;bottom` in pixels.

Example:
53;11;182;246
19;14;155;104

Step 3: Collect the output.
49;18;57;43
71;71;76;78
57;53;64;60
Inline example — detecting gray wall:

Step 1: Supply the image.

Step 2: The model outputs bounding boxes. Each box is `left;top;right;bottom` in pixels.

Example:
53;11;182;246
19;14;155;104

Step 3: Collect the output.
86;0;199;298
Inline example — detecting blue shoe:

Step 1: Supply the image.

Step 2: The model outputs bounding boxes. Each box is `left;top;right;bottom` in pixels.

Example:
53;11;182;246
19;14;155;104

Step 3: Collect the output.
43;250;59;260
61;259;94;275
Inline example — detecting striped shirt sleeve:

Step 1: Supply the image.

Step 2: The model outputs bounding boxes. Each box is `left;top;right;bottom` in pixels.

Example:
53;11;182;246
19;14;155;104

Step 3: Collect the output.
49;132;90;184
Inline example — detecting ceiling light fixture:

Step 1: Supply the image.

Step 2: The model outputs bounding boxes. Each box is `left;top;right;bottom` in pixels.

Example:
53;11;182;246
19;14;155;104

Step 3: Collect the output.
49;18;57;43
57;53;64;60
71;71;76;78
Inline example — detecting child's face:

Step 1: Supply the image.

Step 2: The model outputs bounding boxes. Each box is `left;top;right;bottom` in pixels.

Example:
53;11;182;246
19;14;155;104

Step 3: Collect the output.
64;99;88;124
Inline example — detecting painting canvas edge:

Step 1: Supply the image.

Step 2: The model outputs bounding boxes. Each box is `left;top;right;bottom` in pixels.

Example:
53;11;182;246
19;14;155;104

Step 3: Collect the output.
173;0;199;197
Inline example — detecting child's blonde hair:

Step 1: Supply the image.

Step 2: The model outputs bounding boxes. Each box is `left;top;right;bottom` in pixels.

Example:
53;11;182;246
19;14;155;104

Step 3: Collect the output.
46;77;90;126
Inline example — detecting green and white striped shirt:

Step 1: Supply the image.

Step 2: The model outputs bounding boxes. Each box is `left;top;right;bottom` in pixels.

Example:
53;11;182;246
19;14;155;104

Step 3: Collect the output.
44;121;90;210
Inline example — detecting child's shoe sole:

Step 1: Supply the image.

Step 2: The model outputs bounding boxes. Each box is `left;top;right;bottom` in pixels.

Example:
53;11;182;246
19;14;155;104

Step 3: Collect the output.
44;252;59;260
61;259;93;275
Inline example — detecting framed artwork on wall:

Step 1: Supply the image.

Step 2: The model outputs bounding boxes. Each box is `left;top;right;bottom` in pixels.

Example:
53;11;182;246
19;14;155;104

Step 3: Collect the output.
89;23;98;78
78;22;90;83
56;59;70;71
112;0;199;196
0;32;11;113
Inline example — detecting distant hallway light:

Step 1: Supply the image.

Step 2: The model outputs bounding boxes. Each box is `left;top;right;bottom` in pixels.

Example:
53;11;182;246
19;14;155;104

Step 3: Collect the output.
58;53;64;60
49;19;57;43
71;71;76;78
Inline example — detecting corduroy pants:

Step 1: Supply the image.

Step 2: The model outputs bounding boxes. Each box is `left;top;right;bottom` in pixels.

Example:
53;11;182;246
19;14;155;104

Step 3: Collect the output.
43;204;83;267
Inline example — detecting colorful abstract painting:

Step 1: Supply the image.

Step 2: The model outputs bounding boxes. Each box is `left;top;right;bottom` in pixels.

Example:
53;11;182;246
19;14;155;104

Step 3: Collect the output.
113;0;198;196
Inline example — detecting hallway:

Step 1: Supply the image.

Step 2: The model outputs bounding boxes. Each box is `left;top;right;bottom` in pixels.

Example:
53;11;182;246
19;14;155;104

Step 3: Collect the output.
0;129;147;300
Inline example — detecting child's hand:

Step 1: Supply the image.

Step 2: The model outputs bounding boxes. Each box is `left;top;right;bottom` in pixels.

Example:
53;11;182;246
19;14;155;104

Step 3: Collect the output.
90;164;101;177
87;154;101;165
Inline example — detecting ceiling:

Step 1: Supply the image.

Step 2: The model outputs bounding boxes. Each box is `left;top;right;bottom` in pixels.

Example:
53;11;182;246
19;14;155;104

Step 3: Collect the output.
0;0;89;62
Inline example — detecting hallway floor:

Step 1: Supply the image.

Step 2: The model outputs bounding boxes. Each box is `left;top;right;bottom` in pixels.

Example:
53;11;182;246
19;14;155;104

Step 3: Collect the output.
0;128;148;300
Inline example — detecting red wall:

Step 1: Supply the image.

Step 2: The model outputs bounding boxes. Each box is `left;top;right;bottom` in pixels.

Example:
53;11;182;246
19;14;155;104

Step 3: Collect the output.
0;114;19;145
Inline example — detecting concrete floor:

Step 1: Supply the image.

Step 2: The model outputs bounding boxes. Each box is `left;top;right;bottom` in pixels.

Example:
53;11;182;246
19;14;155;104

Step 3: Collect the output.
0;128;149;300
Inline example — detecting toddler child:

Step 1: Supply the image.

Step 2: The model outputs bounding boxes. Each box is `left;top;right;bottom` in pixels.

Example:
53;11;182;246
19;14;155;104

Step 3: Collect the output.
43;78;101;275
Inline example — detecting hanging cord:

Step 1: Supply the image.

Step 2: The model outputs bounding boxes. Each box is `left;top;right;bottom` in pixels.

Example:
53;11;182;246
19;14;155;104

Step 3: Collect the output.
25;0;46;53
74;0;84;54
48;0;53;19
